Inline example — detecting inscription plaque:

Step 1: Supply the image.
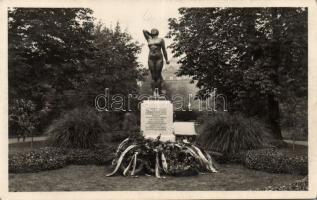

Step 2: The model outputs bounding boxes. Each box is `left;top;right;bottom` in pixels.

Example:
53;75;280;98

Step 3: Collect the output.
141;100;175;141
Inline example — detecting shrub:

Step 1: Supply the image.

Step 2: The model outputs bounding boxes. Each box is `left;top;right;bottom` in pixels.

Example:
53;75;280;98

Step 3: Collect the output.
66;148;113;165
9;147;114;173
46;107;109;149
109;128;141;143
197;113;273;154
245;148;308;175
9;147;67;173
9;99;38;137
109;131;130;142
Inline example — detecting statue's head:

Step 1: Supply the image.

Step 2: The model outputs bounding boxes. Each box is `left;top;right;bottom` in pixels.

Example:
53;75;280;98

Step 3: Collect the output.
151;28;159;36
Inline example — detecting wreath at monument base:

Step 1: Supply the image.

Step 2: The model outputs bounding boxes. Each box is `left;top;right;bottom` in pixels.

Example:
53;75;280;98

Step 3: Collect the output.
106;133;218;178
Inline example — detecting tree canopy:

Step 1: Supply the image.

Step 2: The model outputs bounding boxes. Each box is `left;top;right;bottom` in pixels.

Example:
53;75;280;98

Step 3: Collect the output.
167;8;307;138
8;8;144;132
9;8;95;106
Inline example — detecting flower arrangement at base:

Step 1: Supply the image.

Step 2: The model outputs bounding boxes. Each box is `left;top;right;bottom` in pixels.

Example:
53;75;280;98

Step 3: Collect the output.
107;132;218;178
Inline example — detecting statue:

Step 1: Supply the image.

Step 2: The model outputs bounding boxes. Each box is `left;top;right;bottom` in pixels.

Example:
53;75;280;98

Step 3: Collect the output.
143;28;169;96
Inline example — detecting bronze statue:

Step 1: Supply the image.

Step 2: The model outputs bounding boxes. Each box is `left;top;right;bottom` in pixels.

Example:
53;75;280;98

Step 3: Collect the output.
143;28;169;96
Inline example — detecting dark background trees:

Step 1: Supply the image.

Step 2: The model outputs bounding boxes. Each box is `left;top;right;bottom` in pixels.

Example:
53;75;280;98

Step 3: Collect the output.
167;8;307;139
9;8;95;105
8;8;144;135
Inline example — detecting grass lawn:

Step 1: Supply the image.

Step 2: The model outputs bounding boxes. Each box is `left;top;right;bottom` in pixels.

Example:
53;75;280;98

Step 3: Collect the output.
9;164;305;191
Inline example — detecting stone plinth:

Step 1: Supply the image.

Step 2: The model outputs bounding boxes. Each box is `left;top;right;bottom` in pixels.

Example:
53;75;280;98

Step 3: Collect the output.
173;122;197;142
141;100;175;142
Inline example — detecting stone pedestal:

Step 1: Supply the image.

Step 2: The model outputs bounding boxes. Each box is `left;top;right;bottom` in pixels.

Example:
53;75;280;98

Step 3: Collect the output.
141;100;175;142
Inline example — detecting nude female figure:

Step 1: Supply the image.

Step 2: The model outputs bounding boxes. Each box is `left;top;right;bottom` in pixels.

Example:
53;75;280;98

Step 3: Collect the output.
143;28;169;95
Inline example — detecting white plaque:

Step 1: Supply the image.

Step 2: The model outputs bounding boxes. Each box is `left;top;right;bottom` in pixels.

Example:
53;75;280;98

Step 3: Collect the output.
141;100;175;141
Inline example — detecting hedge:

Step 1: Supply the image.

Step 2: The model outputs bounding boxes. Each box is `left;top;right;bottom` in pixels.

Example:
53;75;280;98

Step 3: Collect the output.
9;147;68;173
213;148;307;175
244;148;308;175
9;147;114;173
66;148;114;165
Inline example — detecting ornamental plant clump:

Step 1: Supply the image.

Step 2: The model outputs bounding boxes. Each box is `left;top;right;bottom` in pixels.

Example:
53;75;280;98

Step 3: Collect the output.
9;99;38;137
107;132;218;178
198;113;273;154
46;107;109;149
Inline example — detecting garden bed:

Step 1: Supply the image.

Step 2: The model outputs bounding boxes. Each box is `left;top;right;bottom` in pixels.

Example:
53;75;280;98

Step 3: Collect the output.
9;164;306;191
8;141;308;191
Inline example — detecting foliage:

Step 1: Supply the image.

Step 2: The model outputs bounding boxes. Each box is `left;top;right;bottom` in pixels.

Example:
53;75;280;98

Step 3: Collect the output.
9;147;68;173
9;99;38;137
8;8;96;133
167;8;308;138
245;148;308;175
198;113;273;154
64;148;114;165
77;22;145;108
8;8;95;106
9;147;114;173
212;147;307;175
46;107;108;148
9;9;144;132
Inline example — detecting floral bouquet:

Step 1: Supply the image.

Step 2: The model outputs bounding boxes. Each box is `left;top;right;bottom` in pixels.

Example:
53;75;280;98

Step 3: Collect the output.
107;132;218;178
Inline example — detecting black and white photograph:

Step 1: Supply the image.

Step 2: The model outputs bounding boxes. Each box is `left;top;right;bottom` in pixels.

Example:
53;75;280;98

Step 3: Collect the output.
1;0;316;199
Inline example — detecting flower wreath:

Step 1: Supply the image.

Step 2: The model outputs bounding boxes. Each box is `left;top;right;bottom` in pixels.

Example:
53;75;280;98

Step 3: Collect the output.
107;132;218;178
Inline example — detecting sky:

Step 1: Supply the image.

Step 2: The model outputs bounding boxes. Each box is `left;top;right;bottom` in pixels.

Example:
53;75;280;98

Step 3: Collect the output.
91;1;181;67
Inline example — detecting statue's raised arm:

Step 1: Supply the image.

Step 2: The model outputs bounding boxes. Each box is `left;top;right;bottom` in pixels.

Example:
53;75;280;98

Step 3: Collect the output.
143;29;152;41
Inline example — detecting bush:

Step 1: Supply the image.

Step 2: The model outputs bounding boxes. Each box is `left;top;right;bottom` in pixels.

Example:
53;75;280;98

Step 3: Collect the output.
197;113;273;154
214;147;308;175
9;99;38;137
9;147;114;173
46;107;109;148
66;148;113;165
245;148;308;175
9;147;67;173
109;131;130;142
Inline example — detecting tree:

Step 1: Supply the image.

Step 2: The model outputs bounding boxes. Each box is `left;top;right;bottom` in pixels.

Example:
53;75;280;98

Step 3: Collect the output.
9;9;146;133
8;8;95;109
77;22;145;108
167;8;307;139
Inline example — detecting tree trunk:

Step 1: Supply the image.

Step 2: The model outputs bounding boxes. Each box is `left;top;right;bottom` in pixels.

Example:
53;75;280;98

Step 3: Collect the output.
268;8;283;140
267;94;282;139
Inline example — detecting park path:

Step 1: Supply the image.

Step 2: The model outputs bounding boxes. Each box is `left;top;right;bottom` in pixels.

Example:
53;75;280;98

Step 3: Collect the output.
8;136;308;146
284;140;308;146
9;136;47;144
